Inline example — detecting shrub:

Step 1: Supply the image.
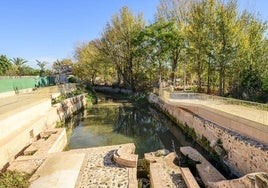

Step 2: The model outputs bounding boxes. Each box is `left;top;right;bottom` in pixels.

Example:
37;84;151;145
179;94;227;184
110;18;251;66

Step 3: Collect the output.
0;171;30;188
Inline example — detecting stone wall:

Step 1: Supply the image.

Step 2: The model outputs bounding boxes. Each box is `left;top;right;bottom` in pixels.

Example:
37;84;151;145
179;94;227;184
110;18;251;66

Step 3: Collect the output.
54;94;87;121
0;94;86;170
148;94;268;176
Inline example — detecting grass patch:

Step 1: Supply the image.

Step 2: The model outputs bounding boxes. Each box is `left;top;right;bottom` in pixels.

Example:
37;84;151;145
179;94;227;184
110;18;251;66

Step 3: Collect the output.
0;171;30;188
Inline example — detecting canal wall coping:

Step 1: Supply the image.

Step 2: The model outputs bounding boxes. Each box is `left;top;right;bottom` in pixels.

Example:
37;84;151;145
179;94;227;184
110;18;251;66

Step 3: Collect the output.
148;93;268;176
168;98;268;145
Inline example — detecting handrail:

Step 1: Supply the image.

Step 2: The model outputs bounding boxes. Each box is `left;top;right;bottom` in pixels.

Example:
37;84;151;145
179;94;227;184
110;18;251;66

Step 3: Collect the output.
171;92;268;110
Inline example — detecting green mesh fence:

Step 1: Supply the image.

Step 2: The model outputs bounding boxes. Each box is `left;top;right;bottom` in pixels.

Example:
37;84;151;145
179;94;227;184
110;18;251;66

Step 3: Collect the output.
0;76;56;93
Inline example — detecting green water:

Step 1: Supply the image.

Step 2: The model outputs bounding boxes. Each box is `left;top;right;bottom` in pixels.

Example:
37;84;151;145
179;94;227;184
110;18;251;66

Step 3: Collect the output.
65;97;193;158
64;95;235;180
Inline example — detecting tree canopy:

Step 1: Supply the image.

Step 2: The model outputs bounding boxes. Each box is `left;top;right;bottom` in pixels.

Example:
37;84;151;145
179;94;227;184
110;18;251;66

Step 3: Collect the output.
65;0;268;102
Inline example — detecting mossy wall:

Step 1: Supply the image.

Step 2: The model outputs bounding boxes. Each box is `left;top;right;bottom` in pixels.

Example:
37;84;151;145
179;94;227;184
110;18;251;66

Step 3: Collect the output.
148;93;268;177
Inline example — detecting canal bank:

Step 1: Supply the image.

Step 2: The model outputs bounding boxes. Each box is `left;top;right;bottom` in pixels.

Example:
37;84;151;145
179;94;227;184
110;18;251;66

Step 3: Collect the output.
148;93;268;177
0;84;86;170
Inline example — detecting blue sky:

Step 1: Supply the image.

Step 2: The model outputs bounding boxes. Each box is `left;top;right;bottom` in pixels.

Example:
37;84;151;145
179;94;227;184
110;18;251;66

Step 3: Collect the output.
0;0;267;69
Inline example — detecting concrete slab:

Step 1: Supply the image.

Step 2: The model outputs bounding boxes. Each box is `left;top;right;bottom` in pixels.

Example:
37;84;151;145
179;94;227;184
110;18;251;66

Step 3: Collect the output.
29;152;85;188
180;146;226;186
181;167;200;188
8;155;46;175
145;151;187;188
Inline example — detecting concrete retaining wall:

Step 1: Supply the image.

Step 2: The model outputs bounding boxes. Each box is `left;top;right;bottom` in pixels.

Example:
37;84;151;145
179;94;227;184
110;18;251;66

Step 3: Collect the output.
148;94;268;176
0;94;86;170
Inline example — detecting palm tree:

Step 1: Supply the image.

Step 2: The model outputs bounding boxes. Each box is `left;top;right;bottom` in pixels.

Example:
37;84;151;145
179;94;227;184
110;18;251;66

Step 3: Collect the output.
36;60;47;76
11;57;27;75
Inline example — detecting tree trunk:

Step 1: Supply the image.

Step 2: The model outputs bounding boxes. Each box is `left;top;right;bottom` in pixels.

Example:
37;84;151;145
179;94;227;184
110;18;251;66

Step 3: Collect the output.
207;58;211;94
197;55;202;92
218;68;224;96
171;50;179;85
197;69;202;92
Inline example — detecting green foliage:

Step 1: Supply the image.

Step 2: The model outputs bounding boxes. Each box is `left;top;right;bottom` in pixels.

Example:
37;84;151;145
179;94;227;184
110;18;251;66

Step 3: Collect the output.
51;86;86;104
216;138;223;146
71;2;268;102
200;135;210;149
183;123;197;139
10;57;28;76
0;55;12;76
53;59;73;74
68;75;77;83
135;21;184;85
0;171;30;188
36;60;48;77
128;93;148;105
97;6;146;90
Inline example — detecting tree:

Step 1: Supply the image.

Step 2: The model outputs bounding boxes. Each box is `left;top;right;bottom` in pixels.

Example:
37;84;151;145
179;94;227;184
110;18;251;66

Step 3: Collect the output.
187;0;209;92
156;0;191;24
214;0;238;96
100;6;145;91
52;59;73;74
36;60;48;76
0;55;12;76
74;40;112;84
20;66;39;76
186;0;240;95
135;21;184;85
10;57;28;76
229;10;268;101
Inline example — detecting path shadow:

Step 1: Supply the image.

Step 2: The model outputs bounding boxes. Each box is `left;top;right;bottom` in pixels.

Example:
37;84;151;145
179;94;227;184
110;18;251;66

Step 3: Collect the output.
103;149;125;168
171;173;186;187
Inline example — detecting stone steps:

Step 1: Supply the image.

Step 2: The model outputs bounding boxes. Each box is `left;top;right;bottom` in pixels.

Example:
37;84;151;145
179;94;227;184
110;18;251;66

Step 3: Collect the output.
8;128;67;174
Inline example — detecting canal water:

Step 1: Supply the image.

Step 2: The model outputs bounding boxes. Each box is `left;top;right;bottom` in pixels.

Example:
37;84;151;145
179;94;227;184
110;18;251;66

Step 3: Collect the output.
65;95;194;158
64;94;234;181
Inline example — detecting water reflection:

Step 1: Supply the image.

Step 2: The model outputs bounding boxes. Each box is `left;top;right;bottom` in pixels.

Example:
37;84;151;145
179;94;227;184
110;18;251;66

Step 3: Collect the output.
66;97;195;158
68;104;164;157
64;95;234;180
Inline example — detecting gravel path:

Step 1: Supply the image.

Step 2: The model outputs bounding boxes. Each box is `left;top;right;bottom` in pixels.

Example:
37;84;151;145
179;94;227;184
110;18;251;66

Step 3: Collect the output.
75;145;130;188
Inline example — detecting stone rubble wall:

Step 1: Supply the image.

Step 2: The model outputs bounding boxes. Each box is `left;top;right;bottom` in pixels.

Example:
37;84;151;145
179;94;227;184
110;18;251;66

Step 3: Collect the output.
54;94;87;121
148;94;268;176
171;101;268;145
208;172;268;188
0;94;86;170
